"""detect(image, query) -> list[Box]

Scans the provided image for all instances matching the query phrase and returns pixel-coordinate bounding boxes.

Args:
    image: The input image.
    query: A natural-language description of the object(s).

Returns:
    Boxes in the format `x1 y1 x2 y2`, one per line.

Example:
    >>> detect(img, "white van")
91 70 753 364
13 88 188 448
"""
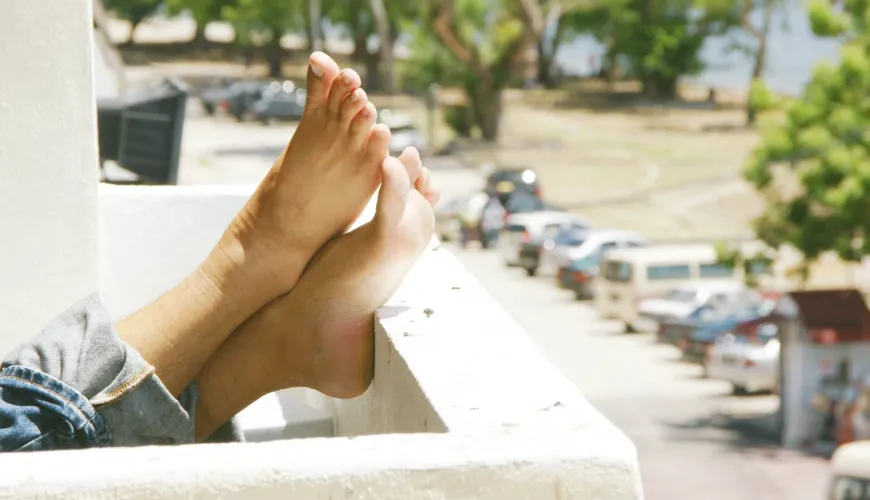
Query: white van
594 244 740 331
828 441 870 499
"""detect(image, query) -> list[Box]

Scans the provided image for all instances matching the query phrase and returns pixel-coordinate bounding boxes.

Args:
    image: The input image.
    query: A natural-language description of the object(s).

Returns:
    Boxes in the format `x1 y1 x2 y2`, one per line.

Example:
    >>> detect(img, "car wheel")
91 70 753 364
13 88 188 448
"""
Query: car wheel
624 322 637 334
525 267 537 277
732 384 747 395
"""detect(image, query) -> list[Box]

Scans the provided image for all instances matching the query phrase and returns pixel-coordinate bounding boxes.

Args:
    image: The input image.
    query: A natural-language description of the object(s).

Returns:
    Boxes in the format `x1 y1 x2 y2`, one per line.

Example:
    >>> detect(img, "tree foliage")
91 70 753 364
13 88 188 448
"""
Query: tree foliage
104 0 164 42
221 0 307 75
745 0 870 265
608 0 739 98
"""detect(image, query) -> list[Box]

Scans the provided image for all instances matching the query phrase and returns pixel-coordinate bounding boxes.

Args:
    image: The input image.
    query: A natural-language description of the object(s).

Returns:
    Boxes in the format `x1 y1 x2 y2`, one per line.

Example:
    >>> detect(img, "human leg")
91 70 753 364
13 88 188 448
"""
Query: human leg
193 150 438 441
117 53 389 397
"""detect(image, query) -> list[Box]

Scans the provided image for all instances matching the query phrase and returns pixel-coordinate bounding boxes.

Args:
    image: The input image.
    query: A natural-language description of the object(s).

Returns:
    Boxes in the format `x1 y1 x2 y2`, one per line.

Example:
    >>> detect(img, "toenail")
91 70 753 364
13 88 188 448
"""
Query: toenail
310 59 324 78
351 88 363 103
341 71 353 85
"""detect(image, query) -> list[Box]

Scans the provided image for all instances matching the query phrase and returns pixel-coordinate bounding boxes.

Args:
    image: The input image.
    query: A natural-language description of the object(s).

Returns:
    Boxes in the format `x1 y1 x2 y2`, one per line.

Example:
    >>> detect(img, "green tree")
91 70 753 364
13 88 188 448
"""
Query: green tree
104 0 164 44
536 0 619 87
744 0 870 268
609 0 739 99
222 0 306 76
166 0 237 45
404 0 589 141
326 0 418 92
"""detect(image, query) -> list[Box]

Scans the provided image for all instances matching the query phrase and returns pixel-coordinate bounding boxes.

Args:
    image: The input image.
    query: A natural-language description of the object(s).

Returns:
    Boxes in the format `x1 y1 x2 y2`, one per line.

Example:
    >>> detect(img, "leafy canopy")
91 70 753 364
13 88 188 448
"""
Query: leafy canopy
745 0 870 263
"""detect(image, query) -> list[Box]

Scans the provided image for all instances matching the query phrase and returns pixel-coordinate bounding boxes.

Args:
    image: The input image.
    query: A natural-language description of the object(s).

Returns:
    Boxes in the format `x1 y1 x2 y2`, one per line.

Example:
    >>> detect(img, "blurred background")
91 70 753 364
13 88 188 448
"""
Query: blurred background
93 0 870 498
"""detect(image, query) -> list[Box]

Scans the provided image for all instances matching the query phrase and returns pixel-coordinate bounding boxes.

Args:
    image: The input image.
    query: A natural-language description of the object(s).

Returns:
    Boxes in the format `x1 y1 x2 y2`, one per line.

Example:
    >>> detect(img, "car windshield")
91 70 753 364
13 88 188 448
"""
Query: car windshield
570 252 601 272
506 194 545 213
665 289 698 303
554 229 586 247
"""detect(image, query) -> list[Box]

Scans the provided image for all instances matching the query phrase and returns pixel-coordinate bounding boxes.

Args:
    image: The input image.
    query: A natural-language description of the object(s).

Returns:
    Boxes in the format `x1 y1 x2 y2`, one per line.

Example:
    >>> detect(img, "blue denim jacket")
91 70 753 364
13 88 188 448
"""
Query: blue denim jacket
0 294 242 451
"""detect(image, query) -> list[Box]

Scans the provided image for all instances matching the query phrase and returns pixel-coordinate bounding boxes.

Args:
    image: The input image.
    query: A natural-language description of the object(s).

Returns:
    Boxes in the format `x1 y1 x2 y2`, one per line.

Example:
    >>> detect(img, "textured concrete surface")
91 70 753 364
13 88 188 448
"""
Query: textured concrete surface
0 0 100 354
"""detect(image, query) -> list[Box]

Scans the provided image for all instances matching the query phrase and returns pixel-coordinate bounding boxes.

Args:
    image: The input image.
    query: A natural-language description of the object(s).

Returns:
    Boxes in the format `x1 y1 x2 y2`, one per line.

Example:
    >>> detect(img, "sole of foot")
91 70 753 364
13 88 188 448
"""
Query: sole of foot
213 51 393 301
254 147 438 399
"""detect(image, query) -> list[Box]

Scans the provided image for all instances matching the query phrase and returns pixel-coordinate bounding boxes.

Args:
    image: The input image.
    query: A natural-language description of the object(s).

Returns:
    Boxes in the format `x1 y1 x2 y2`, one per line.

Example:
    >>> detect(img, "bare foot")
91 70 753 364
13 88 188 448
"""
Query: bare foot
252 148 436 398
211 52 391 299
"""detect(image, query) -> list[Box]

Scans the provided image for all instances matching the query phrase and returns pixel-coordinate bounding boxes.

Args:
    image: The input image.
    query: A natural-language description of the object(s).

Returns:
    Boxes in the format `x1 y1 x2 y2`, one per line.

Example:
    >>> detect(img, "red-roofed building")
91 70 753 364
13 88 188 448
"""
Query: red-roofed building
777 289 870 450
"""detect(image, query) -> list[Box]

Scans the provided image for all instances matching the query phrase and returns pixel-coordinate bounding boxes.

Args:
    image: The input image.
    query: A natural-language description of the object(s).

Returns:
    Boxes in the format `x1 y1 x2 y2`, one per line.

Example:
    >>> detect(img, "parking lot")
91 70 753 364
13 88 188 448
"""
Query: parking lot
175 106 830 499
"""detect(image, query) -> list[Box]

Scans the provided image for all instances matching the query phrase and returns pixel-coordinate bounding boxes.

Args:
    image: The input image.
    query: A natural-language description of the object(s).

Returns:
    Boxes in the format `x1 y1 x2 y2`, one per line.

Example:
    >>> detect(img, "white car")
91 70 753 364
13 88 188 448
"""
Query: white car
706 321 779 394
499 211 591 267
828 441 870 499
635 281 755 332
538 228 647 278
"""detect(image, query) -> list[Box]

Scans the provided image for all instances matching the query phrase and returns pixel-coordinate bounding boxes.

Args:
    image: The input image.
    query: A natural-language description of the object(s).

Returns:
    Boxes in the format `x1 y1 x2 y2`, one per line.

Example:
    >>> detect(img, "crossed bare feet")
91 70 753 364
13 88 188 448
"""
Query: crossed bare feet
194 148 438 439
210 52 391 299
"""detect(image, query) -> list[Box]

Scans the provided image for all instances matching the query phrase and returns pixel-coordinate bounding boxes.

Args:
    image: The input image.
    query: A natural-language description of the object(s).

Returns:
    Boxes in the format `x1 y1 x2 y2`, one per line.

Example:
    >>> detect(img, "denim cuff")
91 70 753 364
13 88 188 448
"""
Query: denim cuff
0 365 110 451
1 293 242 448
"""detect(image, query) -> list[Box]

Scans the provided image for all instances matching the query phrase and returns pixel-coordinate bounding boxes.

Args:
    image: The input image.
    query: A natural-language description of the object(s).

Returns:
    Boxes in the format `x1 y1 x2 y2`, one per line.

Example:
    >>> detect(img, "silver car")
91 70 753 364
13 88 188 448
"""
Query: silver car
499 211 591 267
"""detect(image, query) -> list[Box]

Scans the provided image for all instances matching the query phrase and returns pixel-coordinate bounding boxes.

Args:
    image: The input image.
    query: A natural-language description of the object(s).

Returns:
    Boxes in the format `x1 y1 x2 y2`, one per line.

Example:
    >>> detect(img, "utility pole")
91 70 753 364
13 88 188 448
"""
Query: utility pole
310 0 323 52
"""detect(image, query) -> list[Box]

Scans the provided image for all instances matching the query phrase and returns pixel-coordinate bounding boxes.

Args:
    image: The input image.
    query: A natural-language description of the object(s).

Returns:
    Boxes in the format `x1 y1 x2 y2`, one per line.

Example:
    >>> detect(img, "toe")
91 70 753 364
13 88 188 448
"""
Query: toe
398 147 424 186
350 102 378 147
327 69 362 116
364 123 392 161
305 52 340 111
374 157 411 234
341 88 368 126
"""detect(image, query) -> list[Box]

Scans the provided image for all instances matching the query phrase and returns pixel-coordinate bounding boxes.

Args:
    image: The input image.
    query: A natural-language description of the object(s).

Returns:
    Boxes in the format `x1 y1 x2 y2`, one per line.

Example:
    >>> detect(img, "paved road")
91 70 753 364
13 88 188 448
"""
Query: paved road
175 112 830 500
441 238 829 500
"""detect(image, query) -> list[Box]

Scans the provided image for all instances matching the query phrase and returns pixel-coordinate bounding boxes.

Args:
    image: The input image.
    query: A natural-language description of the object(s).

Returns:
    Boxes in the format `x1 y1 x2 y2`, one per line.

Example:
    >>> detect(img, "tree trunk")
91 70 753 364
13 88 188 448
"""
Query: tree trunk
193 22 207 47
468 80 503 142
307 0 323 52
370 0 395 94
127 19 142 45
266 34 283 77
642 72 679 100
747 1 776 126
537 15 566 88
365 51 382 92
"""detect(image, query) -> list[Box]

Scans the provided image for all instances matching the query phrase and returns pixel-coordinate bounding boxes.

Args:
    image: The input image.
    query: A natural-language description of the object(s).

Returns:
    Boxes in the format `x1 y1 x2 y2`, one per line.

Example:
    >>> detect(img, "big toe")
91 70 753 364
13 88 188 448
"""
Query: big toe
398 147 424 187
374 157 411 235
306 52 340 110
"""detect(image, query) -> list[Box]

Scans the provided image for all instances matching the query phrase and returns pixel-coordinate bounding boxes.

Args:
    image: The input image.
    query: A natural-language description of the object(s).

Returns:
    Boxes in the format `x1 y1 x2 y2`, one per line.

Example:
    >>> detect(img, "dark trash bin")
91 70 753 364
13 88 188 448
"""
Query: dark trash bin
97 77 188 185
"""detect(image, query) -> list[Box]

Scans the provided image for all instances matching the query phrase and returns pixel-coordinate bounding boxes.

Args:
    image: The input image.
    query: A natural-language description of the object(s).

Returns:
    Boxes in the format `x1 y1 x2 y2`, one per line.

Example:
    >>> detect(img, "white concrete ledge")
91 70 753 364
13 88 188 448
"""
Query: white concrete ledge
0 185 642 499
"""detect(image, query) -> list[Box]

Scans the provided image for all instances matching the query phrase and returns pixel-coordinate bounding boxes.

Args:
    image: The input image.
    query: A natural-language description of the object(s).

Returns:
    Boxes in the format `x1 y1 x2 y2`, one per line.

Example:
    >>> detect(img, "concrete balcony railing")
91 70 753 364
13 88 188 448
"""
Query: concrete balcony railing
0 185 642 499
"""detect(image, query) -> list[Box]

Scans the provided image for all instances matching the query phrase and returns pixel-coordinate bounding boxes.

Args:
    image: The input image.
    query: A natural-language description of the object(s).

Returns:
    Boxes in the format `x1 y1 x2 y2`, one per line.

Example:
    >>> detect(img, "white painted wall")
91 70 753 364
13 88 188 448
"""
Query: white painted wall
782 329 870 448
0 0 100 354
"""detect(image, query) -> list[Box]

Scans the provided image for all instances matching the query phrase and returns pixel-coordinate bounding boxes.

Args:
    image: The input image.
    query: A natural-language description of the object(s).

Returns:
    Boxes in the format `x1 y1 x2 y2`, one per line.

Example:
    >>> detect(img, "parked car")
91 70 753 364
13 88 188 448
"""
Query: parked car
657 291 760 344
248 87 306 123
540 228 647 281
518 223 589 276
211 80 274 121
500 211 591 268
635 280 751 333
706 319 780 394
828 441 870 499
676 299 770 367
485 168 541 207
198 77 240 115
595 244 748 333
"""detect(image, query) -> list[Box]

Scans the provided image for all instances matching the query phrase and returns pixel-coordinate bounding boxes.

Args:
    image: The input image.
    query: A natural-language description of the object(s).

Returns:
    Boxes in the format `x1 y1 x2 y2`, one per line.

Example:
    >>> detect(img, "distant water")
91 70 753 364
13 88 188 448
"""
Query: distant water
555 1 842 95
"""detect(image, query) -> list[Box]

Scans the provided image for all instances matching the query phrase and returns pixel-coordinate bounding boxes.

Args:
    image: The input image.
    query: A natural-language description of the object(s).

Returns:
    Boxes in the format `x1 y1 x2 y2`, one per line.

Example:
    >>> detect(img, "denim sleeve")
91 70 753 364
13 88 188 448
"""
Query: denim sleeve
0 294 242 451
